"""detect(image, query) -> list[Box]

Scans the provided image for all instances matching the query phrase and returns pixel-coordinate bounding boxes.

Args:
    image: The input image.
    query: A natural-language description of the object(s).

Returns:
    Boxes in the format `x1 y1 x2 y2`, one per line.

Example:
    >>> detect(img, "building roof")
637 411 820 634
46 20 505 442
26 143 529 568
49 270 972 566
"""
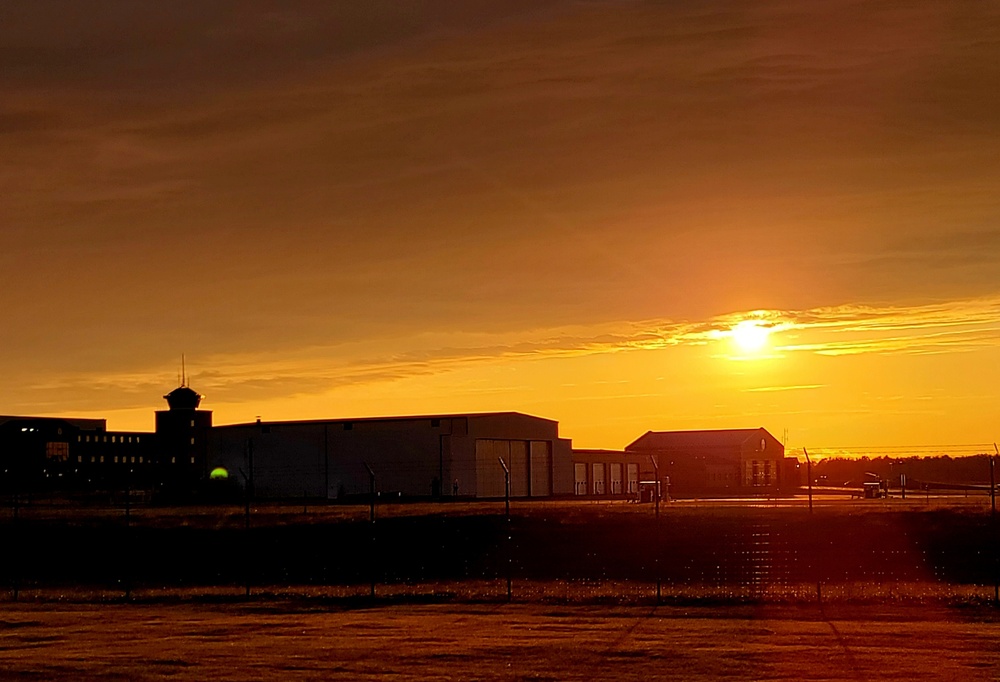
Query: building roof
0 415 107 430
163 386 202 410
213 411 557 429
626 428 770 452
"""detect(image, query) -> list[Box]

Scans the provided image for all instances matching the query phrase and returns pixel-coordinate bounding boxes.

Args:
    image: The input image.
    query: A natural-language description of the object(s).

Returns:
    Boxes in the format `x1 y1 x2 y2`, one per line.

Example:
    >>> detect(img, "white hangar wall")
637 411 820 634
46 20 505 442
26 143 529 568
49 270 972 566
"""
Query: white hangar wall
207 412 573 499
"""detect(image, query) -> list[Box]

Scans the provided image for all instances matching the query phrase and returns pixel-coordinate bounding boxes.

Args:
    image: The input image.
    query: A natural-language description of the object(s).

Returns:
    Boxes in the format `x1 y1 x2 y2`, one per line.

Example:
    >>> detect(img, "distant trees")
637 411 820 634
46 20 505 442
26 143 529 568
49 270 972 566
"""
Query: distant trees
812 455 994 487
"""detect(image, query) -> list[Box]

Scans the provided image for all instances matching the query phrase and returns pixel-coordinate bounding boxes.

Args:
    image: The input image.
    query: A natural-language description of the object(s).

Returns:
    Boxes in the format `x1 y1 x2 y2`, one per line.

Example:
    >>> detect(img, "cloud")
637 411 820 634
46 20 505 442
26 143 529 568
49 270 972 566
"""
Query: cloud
16 295 1000 416
744 385 825 393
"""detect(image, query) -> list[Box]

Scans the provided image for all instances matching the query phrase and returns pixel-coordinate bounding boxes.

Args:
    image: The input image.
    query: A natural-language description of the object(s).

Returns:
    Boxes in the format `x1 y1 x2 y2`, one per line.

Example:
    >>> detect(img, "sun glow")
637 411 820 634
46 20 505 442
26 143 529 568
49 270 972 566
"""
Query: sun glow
731 320 771 353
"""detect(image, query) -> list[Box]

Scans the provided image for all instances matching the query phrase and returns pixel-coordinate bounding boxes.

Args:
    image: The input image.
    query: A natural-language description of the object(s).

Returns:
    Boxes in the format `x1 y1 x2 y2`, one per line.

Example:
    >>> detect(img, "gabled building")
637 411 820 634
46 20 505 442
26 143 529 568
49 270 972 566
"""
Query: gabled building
626 428 786 496
572 427 791 499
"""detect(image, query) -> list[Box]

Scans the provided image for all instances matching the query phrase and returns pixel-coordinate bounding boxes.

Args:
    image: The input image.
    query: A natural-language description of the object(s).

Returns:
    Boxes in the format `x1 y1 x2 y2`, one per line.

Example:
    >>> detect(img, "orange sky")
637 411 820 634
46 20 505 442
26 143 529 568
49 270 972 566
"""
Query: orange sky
2 1 999 455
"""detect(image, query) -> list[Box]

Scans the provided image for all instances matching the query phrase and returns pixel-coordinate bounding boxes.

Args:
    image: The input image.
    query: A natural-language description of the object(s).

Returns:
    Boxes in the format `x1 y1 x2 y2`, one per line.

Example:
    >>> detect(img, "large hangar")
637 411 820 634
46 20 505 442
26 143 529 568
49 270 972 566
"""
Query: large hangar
208 412 573 499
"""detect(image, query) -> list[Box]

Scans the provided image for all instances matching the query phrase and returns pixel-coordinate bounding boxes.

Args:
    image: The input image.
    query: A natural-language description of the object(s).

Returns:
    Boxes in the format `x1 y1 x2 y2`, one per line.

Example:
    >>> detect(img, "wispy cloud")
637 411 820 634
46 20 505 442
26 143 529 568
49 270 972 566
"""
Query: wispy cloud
18 295 1000 415
744 385 826 393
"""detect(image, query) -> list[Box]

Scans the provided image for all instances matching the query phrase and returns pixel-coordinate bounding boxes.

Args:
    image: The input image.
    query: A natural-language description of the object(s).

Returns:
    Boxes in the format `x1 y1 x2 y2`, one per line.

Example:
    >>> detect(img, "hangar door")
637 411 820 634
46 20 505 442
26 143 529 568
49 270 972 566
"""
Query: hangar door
529 441 551 497
476 439 531 498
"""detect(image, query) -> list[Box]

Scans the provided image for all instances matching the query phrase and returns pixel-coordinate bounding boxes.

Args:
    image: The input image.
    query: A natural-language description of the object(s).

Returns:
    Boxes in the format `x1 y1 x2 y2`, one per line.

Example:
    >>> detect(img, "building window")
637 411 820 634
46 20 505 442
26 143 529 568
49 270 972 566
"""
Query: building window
90 456 95 463
77 436 82 443
111 436 116 443
114 456 118 463
100 456 104 463
46 442 70 461
190 420 195 428
190 457 195 464
77 455 82 463
171 457 176 464
85 435 90 443
138 456 143 463
131 456 135 464
190 437 195 445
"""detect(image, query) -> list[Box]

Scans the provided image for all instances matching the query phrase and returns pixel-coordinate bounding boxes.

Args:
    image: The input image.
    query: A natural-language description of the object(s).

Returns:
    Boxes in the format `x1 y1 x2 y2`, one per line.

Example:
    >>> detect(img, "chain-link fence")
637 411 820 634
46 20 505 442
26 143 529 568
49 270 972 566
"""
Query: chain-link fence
2 494 998 604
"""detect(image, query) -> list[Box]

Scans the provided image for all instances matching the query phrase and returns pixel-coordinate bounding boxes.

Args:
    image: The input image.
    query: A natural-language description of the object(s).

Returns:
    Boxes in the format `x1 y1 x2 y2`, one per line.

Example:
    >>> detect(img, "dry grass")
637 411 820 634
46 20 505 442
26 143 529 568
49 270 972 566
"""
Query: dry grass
0 601 998 681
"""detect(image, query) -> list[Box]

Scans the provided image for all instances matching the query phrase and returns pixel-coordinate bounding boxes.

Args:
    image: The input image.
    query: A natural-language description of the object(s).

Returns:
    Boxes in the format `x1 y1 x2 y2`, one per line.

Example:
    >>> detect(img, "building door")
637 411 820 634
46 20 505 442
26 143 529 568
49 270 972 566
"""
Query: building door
529 441 551 497
574 463 587 496
610 463 622 495
592 463 605 495
475 439 509 497
627 463 639 495
509 440 529 497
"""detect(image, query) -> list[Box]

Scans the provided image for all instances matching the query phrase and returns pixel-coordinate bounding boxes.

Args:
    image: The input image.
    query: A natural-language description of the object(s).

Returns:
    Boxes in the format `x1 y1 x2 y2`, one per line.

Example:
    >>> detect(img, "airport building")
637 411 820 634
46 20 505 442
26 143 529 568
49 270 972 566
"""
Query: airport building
208 412 573 499
0 385 573 499
2 383 794 500
573 428 792 498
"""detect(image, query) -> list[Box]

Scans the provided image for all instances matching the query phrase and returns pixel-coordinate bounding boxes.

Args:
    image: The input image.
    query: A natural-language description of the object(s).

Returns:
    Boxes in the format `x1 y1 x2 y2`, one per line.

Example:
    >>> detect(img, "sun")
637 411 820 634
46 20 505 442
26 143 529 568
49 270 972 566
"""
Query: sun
731 320 771 353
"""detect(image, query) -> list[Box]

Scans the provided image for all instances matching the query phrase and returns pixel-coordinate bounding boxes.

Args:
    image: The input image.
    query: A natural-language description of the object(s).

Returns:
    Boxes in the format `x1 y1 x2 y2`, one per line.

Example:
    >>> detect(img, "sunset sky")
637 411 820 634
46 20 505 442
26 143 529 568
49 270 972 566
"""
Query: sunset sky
3 1 999 455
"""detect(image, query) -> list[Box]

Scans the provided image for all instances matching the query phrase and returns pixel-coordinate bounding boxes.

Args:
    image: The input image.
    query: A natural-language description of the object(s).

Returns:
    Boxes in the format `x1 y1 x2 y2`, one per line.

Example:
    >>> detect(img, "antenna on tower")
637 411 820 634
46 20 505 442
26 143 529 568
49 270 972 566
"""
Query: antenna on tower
181 354 187 387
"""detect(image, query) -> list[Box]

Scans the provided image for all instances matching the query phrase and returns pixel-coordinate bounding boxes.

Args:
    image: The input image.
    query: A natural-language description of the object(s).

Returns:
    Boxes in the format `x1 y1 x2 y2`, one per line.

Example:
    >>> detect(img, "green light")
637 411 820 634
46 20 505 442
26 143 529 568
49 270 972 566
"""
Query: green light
209 467 229 480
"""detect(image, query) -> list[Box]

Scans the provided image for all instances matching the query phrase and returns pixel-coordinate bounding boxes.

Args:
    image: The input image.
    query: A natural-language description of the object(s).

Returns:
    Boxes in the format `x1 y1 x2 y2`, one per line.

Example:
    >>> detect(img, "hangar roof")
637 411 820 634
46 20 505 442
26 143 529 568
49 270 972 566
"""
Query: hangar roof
626 428 773 452
214 411 557 429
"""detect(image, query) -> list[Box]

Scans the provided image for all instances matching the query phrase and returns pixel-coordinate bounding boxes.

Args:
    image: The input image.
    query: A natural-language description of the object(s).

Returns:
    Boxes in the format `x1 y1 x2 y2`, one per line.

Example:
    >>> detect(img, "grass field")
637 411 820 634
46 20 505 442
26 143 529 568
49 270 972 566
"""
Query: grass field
1 601 999 680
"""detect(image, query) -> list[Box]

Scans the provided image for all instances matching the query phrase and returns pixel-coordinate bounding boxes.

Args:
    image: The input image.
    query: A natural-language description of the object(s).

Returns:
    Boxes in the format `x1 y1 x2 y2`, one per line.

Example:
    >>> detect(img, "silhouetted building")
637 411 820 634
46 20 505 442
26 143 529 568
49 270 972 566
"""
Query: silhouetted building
155 385 213 485
571 449 647 497
627 428 786 496
208 412 573 499
0 390 573 500
573 427 790 498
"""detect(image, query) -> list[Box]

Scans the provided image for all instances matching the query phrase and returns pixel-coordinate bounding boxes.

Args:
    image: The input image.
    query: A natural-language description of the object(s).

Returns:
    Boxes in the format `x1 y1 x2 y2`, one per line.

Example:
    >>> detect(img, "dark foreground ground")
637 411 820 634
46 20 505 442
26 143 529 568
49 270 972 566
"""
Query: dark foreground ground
1 601 999 681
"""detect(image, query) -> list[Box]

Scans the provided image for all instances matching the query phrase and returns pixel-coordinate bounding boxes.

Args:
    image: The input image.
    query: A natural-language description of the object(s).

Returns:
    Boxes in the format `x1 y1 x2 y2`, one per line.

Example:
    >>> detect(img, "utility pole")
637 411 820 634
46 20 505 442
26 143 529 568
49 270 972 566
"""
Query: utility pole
498 456 512 602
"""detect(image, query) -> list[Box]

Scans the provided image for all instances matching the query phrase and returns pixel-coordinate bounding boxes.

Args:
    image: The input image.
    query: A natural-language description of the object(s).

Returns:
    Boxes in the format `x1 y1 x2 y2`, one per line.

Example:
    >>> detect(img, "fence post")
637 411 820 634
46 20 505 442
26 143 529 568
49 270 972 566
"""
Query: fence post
11 481 19 601
124 468 132 600
650 455 661 604
365 462 377 600
991 449 997 606
498 456 512 602
803 448 813 514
